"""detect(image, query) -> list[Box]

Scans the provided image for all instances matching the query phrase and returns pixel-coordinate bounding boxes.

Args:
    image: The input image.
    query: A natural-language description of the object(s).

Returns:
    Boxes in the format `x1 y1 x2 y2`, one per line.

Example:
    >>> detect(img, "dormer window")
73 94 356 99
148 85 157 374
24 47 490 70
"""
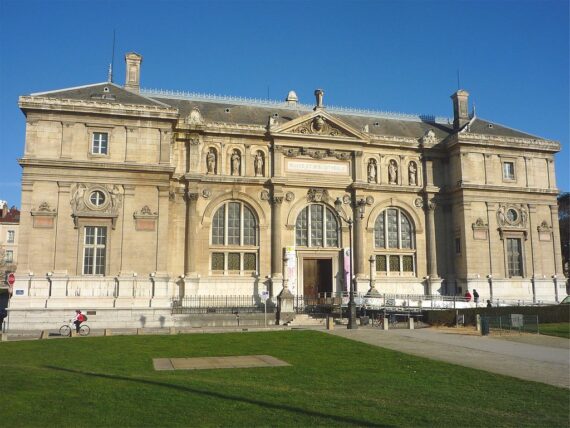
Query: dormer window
92 132 108 155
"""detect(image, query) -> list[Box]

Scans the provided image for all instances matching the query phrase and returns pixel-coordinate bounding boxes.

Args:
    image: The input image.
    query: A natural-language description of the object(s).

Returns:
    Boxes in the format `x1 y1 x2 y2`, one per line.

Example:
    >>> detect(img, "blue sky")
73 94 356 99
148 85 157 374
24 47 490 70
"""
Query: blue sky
0 0 568 207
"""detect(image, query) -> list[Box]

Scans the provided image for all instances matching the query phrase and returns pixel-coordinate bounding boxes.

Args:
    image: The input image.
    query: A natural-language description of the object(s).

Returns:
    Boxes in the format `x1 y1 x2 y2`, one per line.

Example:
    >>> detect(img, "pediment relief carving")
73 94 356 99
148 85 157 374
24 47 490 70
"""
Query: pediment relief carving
272 111 365 140
277 146 351 160
307 188 330 203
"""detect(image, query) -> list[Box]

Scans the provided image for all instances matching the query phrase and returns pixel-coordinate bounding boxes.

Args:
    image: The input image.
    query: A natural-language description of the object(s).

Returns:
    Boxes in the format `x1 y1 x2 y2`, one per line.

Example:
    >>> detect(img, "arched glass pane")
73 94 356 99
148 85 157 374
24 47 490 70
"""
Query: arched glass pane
401 213 412 249
310 205 323 247
227 202 240 245
325 207 338 247
212 205 225 245
296 207 308 246
387 209 398 248
375 212 385 248
243 205 256 245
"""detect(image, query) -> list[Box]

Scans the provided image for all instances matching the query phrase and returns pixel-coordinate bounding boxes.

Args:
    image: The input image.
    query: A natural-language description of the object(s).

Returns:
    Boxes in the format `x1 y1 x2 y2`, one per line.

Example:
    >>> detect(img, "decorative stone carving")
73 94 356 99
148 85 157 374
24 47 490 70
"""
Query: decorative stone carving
307 188 329 203
206 148 217 174
254 151 264 177
186 192 199 202
271 196 284 205
186 107 204 125
367 159 377 183
283 147 300 157
31 201 57 228
365 196 374 206
408 161 418 186
421 129 438 146
285 192 295 202
472 217 489 240
260 190 270 201
388 160 398 184
342 194 351 205
497 204 527 228
70 183 123 229
231 150 241 176
134 205 158 232
330 150 351 160
290 115 343 137
202 189 211 199
414 198 423 208
303 148 327 159
537 221 552 241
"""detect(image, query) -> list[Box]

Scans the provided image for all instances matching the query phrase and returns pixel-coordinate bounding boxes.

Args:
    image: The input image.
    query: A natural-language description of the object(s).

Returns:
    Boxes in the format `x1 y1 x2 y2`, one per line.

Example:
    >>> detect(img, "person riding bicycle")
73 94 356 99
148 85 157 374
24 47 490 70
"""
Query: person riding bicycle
72 310 85 333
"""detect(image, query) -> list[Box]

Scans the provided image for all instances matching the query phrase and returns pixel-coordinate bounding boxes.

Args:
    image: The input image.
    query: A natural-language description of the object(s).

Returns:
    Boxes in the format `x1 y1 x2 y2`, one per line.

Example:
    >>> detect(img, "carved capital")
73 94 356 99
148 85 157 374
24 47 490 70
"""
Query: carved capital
272 196 284 205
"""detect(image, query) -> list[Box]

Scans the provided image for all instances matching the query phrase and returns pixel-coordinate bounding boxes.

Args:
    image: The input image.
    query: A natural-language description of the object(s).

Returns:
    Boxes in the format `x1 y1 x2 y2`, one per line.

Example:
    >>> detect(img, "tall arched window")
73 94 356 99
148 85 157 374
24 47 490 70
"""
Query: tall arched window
211 201 258 273
295 204 339 247
374 208 415 275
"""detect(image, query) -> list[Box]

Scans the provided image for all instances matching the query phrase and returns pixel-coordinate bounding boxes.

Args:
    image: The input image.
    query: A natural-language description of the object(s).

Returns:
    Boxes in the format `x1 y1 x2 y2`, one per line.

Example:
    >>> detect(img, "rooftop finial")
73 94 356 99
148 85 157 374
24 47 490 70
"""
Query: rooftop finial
314 89 324 110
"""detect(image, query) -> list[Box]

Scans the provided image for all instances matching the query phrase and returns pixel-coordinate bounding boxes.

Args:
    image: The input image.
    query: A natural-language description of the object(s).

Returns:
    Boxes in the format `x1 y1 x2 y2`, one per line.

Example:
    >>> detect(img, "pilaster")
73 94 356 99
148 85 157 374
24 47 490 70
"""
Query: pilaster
184 190 200 276
156 186 170 273
54 182 73 273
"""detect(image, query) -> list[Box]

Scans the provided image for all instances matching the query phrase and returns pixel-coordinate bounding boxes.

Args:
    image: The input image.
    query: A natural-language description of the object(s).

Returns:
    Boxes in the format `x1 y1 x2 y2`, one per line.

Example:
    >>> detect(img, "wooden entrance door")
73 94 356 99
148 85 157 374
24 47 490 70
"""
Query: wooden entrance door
303 259 332 297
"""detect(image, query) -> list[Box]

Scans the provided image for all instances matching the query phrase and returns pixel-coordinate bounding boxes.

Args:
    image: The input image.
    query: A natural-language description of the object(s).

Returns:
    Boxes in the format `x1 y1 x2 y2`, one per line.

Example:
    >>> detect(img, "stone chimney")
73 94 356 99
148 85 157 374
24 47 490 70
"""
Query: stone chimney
124 52 142 93
286 90 298 105
314 89 324 110
451 89 470 130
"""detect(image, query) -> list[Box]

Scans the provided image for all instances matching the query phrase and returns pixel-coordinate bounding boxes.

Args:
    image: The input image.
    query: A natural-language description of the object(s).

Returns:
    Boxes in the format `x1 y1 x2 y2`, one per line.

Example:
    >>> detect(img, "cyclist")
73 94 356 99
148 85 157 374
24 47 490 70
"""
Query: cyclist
72 309 85 333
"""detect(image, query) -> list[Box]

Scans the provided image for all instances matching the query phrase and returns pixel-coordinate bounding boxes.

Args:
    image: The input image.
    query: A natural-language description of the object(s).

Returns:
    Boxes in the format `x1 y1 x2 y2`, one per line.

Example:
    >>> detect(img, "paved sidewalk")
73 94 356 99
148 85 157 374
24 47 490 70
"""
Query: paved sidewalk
327 327 570 389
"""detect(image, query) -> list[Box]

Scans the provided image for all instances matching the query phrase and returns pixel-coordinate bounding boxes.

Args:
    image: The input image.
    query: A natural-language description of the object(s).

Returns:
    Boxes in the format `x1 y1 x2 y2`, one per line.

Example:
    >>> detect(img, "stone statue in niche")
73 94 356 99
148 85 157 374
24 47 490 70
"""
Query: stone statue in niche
72 184 86 212
231 150 241 176
497 205 506 226
408 161 417 186
254 151 264 177
520 206 528 226
388 160 398 184
367 159 377 183
206 149 216 174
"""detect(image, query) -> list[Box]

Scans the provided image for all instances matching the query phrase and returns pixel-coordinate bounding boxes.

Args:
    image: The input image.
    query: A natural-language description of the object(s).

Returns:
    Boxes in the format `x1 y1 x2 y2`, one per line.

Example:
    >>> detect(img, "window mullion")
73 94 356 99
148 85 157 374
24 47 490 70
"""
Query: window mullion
308 206 312 247
397 210 401 249
224 203 228 246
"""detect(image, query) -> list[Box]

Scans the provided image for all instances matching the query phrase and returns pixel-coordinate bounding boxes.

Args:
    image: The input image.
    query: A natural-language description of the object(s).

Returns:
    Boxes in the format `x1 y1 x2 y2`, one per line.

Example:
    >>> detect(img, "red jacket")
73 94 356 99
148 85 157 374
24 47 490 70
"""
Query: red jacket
464 292 472 302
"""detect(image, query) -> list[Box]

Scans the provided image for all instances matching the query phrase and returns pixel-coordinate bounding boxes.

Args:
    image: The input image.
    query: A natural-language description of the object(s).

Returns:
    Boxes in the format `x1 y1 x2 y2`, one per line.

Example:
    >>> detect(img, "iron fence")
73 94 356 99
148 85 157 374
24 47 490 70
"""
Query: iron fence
480 314 540 335
171 295 274 315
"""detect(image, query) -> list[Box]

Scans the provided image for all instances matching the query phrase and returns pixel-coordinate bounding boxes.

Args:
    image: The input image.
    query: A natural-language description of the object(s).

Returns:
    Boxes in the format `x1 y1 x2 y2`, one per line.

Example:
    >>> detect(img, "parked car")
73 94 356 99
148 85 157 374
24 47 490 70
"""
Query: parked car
560 296 570 305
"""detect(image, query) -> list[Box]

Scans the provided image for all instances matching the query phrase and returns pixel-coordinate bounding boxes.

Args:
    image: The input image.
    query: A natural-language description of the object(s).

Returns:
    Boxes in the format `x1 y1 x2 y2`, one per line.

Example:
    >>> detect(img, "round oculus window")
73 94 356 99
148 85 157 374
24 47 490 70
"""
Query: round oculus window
506 208 518 223
90 190 106 207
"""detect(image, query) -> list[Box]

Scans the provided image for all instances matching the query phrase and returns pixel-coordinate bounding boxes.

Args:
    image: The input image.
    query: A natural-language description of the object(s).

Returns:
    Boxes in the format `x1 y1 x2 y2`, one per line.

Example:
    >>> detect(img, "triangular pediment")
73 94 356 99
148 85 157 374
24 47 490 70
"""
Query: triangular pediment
271 110 366 141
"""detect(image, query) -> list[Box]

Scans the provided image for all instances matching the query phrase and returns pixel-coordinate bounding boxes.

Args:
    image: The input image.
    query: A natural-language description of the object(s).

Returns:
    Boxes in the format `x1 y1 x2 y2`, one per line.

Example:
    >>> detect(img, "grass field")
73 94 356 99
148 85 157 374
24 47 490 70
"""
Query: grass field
540 322 570 339
1 330 568 427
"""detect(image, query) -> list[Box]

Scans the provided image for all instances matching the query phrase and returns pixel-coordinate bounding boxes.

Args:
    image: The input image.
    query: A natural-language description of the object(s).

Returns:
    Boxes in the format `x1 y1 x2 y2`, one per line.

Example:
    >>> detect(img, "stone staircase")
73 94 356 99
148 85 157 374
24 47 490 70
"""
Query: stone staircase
288 314 326 327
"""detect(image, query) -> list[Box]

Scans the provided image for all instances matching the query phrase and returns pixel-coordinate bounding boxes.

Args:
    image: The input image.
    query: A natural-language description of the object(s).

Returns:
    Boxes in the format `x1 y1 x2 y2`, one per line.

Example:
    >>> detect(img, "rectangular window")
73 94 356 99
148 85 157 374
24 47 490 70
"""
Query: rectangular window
92 132 109 155
227 202 241 245
387 209 398 248
5 250 13 263
507 238 523 277
376 255 387 272
389 255 400 273
242 208 256 245
228 252 240 270
310 205 323 247
503 161 515 180
211 252 224 270
212 205 225 245
83 226 107 275
243 253 256 271
7 230 15 243
455 237 461 255
402 256 414 272
296 208 308 246
325 208 338 247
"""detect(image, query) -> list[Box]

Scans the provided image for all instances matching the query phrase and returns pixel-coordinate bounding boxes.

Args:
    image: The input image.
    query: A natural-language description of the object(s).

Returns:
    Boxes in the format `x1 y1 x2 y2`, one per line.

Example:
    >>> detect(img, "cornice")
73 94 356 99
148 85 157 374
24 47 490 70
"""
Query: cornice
446 182 559 196
18 157 175 174
448 133 560 152
19 96 179 120
184 173 269 185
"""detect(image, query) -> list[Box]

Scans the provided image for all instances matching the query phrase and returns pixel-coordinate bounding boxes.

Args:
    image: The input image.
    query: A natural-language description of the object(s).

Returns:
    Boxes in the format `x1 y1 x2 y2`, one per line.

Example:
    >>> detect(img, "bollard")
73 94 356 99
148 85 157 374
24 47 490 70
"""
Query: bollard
476 314 481 332
71 330 78 337
1 333 7 342
408 318 414 330
104 329 112 336
169 327 177 335
383 317 389 331
41 330 50 339
137 328 144 335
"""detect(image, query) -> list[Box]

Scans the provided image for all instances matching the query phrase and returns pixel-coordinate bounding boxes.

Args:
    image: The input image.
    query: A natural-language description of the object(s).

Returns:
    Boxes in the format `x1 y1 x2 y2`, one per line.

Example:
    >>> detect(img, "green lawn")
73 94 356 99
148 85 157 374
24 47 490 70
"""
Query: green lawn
1 331 568 427
540 322 570 339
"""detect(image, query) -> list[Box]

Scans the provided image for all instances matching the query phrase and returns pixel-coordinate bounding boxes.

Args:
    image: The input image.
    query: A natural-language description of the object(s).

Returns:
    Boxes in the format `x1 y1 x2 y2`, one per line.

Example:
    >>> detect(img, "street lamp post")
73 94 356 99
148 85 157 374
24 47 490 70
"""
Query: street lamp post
335 197 366 330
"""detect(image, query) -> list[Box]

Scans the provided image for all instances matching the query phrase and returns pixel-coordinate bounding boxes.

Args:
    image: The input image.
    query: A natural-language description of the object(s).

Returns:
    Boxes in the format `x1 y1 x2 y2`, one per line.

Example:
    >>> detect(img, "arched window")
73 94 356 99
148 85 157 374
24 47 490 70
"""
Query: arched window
295 204 339 247
210 201 257 273
374 208 415 275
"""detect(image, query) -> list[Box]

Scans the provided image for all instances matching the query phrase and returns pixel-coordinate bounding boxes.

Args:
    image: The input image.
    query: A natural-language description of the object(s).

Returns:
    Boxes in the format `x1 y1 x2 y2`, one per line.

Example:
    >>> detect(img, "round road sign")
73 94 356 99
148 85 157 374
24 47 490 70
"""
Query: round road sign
7 273 15 286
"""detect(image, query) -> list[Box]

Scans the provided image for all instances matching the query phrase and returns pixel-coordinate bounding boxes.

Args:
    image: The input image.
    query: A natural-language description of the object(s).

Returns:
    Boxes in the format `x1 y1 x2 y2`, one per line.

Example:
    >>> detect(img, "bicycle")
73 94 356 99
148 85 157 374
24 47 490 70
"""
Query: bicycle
372 314 384 329
59 320 90 337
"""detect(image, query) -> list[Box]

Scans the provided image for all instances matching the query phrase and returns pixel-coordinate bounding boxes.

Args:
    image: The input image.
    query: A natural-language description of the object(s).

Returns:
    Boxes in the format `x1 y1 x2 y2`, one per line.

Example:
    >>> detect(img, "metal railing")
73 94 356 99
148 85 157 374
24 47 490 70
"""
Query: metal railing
481 314 540 335
171 295 274 315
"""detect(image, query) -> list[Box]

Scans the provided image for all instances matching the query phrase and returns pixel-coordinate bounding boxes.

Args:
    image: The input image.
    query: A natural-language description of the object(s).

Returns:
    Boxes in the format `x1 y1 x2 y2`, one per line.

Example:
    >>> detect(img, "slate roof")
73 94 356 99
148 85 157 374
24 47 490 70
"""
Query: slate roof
153 97 454 140
24 82 548 141
29 82 171 108
0 207 20 224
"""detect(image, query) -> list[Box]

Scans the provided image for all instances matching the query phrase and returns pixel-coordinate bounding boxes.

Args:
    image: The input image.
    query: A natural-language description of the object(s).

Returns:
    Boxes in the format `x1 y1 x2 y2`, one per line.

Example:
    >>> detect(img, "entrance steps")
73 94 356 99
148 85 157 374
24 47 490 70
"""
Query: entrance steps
289 314 325 326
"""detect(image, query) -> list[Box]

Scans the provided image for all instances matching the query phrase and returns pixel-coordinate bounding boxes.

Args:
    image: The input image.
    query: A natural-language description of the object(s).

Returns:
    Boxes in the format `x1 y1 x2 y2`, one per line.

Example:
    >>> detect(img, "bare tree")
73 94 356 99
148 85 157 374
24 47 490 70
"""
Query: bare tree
559 192 569 278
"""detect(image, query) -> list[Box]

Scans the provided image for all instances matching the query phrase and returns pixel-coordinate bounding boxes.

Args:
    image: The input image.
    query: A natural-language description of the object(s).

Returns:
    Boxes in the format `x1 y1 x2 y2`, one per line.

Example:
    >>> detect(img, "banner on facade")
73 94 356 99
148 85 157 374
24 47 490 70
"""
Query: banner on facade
343 247 351 292
285 246 297 296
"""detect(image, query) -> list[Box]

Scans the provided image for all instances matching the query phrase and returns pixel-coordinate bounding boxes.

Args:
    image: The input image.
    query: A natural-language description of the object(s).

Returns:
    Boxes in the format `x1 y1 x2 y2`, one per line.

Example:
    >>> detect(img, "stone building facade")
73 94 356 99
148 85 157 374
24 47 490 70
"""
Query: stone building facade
9 52 564 328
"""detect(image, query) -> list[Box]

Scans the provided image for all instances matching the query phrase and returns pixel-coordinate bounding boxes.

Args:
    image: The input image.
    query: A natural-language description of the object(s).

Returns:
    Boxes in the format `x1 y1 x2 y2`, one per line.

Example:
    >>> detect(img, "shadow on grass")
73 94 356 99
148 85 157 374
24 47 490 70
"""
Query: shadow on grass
44 365 388 427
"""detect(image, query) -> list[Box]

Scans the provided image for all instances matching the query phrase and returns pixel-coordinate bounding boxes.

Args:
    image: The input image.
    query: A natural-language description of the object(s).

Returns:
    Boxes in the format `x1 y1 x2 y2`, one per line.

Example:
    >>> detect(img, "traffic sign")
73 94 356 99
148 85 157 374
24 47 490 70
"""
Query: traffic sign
7 273 15 286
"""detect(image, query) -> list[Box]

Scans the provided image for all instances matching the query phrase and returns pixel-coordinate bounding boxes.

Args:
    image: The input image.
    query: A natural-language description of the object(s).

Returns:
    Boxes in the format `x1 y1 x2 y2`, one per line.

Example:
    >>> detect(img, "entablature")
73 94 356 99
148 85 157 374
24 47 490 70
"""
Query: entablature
447 133 560 153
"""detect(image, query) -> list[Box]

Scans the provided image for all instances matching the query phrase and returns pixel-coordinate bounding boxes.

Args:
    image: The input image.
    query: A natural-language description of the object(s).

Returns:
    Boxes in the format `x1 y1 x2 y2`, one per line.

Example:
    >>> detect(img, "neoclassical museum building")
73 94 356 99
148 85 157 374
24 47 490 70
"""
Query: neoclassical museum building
9 52 564 328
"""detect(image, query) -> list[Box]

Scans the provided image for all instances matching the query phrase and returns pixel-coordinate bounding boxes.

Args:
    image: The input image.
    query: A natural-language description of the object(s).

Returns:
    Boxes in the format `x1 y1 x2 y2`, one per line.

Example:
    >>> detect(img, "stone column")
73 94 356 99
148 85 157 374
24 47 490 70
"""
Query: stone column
353 204 366 279
184 191 199 276
156 186 170 274
426 198 438 278
159 129 171 165
550 204 563 275
486 202 500 278
54 182 73 274
270 194 284 295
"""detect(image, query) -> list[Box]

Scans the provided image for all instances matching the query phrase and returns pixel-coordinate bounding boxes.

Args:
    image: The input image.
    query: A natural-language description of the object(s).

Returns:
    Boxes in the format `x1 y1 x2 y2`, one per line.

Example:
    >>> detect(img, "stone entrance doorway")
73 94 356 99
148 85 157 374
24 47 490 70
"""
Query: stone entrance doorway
302 258 332 297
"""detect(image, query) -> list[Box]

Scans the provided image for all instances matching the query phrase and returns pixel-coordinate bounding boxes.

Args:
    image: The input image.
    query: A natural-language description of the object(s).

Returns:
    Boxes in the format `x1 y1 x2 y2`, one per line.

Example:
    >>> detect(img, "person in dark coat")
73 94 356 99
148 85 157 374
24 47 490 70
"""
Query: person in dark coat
473 289 480 305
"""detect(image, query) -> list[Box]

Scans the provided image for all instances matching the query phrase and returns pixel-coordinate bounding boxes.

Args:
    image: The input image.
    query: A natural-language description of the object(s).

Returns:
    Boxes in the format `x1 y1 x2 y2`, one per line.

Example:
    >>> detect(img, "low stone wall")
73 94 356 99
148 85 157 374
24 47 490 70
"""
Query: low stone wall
422 304 569 326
